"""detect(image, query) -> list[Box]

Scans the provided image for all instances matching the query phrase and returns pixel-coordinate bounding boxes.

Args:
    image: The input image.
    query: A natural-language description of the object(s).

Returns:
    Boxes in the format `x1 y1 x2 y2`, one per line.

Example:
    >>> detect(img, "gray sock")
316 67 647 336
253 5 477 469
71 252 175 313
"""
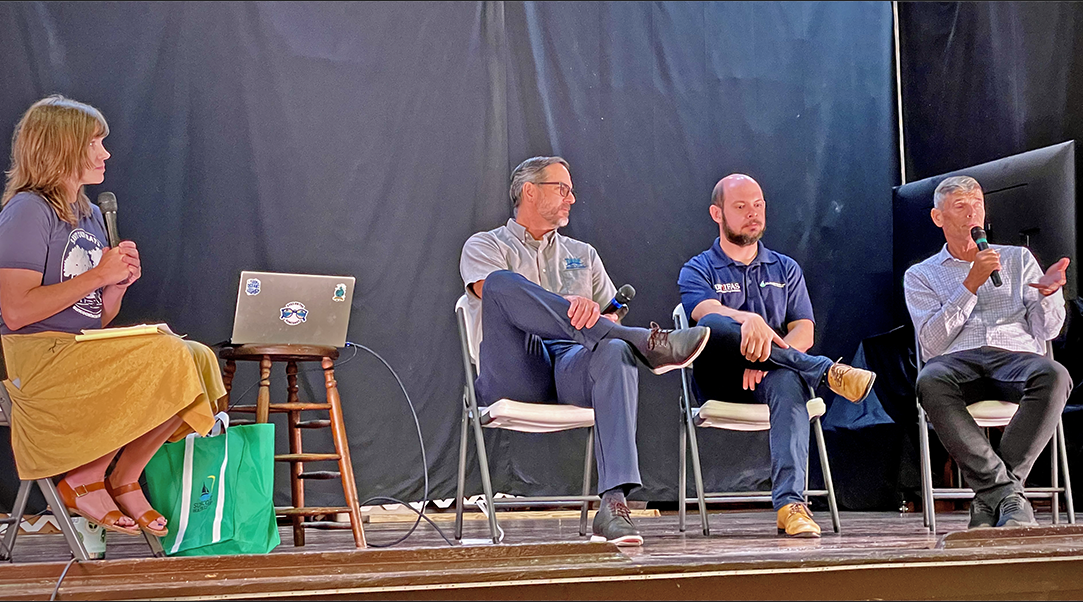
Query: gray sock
601 486 627 507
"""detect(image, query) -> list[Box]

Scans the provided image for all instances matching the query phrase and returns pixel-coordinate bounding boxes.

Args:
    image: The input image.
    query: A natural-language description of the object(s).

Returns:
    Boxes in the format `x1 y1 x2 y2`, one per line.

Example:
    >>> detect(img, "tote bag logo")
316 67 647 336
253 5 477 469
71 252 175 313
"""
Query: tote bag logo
193 475 217 513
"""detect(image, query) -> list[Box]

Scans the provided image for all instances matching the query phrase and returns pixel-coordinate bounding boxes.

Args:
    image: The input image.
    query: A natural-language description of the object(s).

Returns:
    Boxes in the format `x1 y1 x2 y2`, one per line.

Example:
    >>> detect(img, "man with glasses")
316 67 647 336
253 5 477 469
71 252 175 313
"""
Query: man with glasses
459 156 711 546
677 174 876 538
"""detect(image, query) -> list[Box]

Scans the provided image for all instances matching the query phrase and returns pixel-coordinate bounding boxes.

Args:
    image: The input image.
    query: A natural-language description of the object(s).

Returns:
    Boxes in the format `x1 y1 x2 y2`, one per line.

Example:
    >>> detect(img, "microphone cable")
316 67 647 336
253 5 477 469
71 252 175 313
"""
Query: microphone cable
344 341 455 548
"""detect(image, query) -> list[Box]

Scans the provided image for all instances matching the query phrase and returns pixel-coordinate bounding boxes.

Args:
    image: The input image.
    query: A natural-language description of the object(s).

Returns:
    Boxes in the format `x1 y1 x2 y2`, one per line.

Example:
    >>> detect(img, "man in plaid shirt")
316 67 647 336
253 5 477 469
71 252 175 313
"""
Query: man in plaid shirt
905 175 1072 529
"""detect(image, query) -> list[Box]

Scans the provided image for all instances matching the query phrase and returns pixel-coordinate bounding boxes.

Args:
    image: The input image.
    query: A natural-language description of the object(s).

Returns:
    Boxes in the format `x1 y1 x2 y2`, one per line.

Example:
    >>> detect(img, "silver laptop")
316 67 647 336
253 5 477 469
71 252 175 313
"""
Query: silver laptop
230 271 355 347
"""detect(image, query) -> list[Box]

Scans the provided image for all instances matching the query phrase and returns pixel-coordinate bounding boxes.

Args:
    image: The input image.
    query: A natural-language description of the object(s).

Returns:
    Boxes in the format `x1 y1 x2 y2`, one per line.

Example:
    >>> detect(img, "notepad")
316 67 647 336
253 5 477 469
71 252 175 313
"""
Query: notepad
75 323 185 342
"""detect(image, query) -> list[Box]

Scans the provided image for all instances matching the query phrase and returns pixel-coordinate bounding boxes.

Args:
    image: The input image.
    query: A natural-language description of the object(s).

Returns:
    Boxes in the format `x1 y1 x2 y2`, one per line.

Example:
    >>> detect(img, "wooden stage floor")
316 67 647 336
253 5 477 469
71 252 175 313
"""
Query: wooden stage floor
5 508 1083 600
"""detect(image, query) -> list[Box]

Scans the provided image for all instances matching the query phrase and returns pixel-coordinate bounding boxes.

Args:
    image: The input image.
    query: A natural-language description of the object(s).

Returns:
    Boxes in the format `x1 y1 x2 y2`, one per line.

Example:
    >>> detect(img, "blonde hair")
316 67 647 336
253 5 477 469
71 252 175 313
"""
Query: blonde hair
2 95 109 225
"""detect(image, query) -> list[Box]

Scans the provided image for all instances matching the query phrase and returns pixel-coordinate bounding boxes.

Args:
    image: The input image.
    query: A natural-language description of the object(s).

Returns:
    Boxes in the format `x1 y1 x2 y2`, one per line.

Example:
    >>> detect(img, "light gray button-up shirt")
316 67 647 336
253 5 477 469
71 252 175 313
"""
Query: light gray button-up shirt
459 219 617 355
904 243 1065 362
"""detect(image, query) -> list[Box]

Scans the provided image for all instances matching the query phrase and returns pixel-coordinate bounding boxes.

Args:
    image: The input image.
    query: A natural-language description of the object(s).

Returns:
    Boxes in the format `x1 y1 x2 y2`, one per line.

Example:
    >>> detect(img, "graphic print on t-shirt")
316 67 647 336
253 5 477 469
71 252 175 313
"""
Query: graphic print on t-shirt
61 229 104 319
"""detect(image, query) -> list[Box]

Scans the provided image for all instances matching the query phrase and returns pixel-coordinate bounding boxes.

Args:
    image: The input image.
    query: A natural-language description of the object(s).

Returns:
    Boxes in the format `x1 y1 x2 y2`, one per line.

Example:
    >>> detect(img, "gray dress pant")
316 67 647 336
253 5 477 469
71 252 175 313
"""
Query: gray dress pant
475 270 640 494
916 346 1072 506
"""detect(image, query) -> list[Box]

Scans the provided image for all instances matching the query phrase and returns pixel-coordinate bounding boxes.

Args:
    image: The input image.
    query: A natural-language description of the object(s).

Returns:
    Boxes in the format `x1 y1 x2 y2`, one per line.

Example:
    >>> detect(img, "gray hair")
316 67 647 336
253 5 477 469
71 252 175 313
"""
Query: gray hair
509 156 570 213
933 175 983 210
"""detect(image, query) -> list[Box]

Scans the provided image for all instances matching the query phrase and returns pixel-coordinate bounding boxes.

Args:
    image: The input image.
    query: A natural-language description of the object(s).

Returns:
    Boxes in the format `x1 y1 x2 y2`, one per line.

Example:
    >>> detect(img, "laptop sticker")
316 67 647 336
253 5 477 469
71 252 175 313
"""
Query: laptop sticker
245 278 261 296
280 302 308 326
332 283 347 303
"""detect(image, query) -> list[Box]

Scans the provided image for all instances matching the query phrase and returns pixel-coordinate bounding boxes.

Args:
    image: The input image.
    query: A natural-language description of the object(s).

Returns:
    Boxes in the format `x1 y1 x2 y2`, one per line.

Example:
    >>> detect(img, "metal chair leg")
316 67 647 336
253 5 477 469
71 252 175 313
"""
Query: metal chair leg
1052 429 1061 524
678 408 688 533
686 413 709 536
1058 420 1075 524
455 401 470 541
813 417 841 533
918 409 936 533
580 428 594 537
471 408 500 544
0 481 32 561
143 531 165 557
39 480 89 561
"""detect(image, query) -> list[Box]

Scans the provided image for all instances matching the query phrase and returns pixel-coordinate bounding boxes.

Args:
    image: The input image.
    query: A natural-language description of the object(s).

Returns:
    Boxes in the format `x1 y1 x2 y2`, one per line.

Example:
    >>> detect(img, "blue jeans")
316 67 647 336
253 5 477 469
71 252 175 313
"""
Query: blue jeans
691 313 834 509
475 270 640 494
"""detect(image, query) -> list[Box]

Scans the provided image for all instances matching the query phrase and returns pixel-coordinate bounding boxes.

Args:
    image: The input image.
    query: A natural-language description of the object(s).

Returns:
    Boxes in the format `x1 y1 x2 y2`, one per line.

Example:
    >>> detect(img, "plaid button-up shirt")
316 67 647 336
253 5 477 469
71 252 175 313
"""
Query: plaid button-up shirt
904 244 1065 363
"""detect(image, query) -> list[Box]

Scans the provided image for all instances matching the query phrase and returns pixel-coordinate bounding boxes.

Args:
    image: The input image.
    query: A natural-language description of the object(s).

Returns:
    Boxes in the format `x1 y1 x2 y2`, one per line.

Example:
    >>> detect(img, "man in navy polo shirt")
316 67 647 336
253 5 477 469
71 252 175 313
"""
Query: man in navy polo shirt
677 174 875 537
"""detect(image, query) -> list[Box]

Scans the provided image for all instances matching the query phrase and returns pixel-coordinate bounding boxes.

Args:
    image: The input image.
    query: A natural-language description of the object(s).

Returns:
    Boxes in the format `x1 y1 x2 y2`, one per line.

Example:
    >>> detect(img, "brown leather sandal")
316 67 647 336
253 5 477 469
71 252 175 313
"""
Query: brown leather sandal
105 481 168 537
56 479 141 536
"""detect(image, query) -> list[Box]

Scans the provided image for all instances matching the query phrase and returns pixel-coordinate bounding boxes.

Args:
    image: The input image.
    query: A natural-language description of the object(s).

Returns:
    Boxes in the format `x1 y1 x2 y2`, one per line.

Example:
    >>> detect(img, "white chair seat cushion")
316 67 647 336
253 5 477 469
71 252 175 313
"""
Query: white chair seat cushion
694 398 826 431
967 400 1018 428
480 399 596 433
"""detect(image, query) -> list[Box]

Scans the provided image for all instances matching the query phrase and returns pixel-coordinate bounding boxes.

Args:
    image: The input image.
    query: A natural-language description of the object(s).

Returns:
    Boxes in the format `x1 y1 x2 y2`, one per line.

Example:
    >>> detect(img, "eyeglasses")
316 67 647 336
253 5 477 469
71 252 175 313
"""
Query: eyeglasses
535 181 577 200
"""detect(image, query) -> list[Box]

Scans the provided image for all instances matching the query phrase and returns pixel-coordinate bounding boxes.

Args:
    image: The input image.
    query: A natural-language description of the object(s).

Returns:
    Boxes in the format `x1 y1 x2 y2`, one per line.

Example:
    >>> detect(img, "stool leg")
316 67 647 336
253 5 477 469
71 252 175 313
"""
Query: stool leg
324 357 366 548
287 361 305 546
221 360 236 414
257 356 272 424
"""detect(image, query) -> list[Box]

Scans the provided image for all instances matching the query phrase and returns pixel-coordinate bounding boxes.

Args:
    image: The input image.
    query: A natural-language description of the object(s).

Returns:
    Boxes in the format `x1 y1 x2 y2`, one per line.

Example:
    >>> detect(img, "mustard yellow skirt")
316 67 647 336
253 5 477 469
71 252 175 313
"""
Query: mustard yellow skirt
1 332 225 480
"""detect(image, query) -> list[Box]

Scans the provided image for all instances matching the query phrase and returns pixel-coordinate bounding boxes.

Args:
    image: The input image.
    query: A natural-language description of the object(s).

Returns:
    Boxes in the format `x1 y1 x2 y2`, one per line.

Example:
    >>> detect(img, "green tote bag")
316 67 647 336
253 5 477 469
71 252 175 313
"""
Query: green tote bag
144 413 280 556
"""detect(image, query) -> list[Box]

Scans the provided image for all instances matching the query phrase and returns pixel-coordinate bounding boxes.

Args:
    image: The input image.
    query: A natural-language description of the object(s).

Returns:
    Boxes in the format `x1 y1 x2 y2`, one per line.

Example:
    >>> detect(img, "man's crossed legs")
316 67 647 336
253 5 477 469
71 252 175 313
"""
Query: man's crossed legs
690 313 875 537
475 270 711 545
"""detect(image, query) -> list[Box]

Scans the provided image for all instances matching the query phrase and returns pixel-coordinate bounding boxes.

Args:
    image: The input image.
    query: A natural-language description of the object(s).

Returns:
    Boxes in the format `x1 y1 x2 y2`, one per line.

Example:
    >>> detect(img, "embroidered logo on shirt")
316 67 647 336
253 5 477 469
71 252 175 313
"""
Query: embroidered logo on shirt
714 283 741 294
563 257 587 270
760 281 785 288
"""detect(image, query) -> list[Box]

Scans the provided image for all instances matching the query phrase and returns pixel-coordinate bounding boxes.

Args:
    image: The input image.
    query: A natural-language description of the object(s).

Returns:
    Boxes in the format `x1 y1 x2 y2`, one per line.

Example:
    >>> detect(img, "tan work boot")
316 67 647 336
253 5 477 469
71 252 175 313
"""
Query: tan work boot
826 362 876 403
776 502 821 538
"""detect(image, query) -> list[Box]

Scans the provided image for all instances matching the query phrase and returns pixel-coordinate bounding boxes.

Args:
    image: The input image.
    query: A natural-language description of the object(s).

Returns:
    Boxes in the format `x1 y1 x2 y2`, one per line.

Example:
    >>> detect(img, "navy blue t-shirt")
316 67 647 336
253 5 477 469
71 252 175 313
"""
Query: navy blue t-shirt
0 192 108 335
678 238 815 336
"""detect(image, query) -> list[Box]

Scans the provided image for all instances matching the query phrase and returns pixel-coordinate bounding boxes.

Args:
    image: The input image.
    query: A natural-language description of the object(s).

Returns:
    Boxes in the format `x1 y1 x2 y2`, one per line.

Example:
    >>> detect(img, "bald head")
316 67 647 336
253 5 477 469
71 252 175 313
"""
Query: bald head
710 173 766 247
711 174 762 207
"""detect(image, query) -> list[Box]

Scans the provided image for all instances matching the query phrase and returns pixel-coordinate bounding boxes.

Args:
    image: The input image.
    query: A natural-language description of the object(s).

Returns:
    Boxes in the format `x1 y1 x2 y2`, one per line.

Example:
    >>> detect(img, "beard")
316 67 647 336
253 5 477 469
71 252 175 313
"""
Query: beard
722 216 764 247
539 202 570 228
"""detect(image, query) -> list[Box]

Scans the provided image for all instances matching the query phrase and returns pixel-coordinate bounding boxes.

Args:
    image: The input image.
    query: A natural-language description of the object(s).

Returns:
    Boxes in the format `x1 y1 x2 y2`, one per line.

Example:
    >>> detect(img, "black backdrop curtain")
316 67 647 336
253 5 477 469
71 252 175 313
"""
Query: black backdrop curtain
0 2 897 509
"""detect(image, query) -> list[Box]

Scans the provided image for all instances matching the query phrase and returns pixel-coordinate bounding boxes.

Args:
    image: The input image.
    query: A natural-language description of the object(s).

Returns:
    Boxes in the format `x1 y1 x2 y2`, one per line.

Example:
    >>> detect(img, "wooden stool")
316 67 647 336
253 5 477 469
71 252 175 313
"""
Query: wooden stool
219 344 366 548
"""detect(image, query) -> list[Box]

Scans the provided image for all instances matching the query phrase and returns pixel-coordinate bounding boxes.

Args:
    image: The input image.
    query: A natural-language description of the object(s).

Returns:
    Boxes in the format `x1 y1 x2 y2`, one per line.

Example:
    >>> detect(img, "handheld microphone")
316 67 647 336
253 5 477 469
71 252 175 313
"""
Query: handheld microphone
970 226 1002 287
602 284 636 314
97 191 131 285
97 191 120 249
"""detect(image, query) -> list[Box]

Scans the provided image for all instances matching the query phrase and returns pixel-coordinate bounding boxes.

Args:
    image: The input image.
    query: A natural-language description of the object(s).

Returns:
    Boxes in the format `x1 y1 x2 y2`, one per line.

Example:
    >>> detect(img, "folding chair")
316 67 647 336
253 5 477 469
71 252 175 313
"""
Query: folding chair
672 304 841 536
454 295 598 544
914 333 1075 532
0 337 163 561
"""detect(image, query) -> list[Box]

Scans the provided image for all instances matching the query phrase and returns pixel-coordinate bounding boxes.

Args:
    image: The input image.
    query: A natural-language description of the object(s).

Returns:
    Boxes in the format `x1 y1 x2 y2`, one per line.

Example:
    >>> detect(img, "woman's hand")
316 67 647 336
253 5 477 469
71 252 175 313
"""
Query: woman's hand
99 241 141 289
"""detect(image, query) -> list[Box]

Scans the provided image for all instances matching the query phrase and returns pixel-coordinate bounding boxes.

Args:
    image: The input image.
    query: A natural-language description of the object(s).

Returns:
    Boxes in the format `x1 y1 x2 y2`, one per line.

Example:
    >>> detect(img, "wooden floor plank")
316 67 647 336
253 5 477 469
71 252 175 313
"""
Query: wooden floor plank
3 509 1083 600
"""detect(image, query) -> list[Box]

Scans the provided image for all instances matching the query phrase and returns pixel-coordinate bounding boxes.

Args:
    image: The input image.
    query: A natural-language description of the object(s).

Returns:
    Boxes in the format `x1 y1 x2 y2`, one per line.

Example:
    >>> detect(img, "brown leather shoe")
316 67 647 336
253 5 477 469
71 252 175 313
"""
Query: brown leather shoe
776 502 821 538
826 362 876 403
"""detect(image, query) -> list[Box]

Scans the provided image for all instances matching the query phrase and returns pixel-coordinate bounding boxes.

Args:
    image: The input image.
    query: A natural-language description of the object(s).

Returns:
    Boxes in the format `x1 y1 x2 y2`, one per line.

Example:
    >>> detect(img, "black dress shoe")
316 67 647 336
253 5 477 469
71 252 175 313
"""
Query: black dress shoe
968 498 996 529
633 323 710 375
590 501 643 546
996 492 1038 528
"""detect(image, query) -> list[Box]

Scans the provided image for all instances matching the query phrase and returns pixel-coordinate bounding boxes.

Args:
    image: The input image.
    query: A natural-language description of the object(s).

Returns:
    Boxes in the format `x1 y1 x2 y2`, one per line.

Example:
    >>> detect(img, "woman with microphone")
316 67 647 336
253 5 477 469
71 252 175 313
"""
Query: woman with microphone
0 95 225 537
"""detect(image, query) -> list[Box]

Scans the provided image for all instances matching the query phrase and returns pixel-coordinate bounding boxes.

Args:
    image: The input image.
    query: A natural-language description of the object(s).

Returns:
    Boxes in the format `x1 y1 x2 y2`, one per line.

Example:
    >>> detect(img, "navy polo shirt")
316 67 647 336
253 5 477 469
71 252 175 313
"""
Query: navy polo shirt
678 239 815 336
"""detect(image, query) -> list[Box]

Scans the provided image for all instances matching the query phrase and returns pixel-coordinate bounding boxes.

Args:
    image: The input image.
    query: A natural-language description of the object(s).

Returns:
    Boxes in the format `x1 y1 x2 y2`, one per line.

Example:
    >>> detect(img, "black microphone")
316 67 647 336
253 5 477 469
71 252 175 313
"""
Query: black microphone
601 284 636 314
97 191 120 249
97 191 131 285
970 226 1002 287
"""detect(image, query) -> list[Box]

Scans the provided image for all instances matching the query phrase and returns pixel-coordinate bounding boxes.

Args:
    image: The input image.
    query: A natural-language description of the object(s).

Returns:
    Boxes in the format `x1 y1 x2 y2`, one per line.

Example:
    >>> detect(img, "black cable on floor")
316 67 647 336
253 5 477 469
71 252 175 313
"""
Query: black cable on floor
345 342 455 548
